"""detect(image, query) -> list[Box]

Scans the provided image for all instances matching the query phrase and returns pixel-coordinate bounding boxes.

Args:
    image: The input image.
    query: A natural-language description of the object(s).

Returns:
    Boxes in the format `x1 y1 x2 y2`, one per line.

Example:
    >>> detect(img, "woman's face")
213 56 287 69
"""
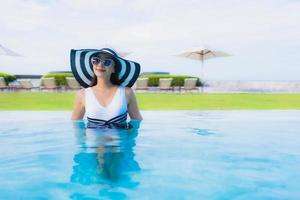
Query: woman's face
92 53 115 78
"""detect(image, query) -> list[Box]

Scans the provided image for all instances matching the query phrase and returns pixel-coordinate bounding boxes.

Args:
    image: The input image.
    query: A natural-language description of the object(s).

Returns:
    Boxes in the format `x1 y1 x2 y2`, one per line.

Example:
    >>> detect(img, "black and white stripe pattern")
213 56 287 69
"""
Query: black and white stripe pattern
70 48 140 88
87 112 129 129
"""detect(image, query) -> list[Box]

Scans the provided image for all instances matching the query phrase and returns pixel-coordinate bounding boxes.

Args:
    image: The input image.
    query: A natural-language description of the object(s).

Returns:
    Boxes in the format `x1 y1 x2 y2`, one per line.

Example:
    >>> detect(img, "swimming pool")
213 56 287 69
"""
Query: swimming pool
0 110 300 199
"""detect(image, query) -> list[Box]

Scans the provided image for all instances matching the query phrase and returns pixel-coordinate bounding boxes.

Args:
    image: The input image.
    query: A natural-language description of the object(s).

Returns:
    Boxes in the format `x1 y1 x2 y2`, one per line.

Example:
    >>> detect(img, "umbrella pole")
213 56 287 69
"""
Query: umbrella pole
201 59 204 93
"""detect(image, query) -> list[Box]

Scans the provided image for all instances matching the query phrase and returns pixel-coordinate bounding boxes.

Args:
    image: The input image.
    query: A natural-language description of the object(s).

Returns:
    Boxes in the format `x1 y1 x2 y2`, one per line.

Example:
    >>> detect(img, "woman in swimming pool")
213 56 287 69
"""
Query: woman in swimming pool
70 48 142 128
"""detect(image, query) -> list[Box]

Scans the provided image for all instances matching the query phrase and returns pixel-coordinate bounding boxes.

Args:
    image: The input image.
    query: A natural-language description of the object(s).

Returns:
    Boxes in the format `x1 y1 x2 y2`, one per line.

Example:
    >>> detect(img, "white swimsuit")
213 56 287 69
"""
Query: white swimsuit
85 86 128 129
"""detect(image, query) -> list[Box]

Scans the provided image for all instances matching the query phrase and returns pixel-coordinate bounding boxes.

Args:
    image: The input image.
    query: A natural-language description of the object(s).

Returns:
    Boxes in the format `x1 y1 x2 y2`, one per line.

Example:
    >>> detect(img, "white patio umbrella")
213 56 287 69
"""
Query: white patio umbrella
176 46 231 93
0 44 22 57
0 44 22 88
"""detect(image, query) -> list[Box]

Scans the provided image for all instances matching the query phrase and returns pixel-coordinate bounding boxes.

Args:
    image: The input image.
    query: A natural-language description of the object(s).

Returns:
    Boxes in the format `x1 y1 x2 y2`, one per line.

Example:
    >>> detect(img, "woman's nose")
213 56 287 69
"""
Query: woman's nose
96 61 104 67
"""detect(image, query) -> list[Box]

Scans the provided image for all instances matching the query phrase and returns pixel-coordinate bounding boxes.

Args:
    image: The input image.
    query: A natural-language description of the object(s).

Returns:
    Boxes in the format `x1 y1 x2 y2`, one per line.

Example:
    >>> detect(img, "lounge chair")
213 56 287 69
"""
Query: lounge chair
66 77 81 90
182 78 198 92
18 79 34 90
159 78 173 91
135 78 149 90
40 77 58 90
0 77 8 90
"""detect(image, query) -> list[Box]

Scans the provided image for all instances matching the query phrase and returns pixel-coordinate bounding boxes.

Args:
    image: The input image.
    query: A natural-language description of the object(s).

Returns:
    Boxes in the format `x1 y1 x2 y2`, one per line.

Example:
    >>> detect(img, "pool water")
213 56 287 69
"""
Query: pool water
0 111 300 200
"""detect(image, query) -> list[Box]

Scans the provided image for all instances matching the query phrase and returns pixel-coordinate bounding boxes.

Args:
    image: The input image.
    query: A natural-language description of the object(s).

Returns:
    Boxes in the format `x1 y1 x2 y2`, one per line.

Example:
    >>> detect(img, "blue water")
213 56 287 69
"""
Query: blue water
0 111 300 200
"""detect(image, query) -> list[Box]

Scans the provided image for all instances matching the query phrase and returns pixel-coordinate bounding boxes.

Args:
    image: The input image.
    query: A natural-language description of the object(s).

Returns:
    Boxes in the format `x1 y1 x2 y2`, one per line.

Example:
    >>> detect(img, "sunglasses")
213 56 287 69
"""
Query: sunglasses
91 57 114 67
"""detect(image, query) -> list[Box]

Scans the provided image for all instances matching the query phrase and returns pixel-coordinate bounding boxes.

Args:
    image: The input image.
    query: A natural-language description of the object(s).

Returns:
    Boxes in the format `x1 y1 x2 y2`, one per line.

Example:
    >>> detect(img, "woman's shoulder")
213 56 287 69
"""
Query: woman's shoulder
76 88 85 101
118 85 131 94
124 86 133 95
124 87 135 102
77 88 85 95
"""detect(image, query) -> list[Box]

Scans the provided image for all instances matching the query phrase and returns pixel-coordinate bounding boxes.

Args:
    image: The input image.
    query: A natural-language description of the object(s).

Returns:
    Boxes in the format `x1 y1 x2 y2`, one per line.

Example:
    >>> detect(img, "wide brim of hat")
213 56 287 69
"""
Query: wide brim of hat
70 48 140 88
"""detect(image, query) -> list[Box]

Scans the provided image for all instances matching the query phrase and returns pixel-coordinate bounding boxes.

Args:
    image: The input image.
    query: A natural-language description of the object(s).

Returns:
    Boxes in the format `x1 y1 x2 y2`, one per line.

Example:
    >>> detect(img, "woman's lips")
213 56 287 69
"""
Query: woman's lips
95 68 106 72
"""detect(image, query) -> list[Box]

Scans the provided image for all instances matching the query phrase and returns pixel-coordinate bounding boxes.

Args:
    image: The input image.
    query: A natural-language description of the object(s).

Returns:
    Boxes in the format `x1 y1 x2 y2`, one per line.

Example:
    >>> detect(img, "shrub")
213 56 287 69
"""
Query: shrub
0 72 16 84
140 74 202 87
42 73 74 86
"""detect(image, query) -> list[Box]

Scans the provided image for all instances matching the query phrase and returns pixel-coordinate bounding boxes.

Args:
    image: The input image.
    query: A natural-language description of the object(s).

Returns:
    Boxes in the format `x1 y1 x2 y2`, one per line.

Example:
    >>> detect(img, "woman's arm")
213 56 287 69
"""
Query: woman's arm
71 89 85 120
126 87 143 120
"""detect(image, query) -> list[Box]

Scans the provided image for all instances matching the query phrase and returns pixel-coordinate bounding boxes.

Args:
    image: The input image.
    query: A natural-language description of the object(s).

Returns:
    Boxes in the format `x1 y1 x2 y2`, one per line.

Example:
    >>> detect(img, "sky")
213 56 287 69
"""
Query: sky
0 0 299 80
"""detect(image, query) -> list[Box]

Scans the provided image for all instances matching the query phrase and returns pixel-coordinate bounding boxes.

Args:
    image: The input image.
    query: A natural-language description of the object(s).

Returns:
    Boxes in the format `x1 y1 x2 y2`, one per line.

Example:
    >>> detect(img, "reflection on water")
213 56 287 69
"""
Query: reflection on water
1 111 300 199
191 128 216 136
70 120 141 197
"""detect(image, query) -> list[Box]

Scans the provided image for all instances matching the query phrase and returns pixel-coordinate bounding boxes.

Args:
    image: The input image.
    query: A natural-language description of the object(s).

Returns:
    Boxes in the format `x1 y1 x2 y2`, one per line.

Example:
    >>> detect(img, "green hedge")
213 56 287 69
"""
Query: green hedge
42 73 202 87
42 73 74 86
0 72 16 84
140 74 202 87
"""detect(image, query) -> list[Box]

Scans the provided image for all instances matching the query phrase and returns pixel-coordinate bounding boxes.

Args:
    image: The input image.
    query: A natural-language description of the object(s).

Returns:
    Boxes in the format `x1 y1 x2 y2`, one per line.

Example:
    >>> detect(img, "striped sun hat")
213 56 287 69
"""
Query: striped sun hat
70 48 140 88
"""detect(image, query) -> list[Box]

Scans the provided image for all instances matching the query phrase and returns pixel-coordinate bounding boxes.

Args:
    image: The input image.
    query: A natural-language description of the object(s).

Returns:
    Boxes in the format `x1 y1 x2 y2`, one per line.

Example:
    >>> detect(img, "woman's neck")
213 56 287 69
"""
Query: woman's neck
95 77 114 89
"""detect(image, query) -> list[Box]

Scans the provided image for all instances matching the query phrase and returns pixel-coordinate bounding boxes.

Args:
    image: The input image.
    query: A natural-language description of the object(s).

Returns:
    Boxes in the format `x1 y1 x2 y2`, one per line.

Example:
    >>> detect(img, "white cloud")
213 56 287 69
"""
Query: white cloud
0 0 300 80
0 0 47 31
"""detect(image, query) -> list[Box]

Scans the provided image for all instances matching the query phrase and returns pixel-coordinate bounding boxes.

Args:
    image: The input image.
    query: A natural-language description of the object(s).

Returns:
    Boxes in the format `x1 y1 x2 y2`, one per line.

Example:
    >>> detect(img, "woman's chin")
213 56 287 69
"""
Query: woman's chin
94 71 105 77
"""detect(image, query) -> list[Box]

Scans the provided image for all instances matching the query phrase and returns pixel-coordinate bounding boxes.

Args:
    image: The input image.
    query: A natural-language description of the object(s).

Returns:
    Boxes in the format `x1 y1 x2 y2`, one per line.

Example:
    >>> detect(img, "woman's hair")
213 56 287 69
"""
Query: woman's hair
89 63 120 87
89 72 119 87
